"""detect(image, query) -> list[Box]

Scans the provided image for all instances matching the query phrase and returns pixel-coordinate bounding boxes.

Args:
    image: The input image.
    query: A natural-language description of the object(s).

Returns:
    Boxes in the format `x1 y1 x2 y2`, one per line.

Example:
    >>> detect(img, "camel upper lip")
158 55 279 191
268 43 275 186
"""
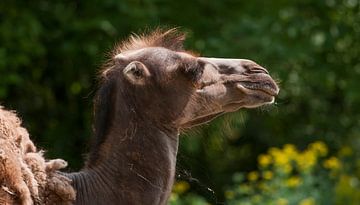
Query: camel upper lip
238 81 279 96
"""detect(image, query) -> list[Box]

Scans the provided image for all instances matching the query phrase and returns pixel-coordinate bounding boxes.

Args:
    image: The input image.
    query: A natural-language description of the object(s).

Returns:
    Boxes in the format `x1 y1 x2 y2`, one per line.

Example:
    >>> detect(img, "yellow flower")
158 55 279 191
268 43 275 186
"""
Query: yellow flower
172 181 190 194
283 144 298 160
276 198 289 205
275 153 288 165
299 197 315 205
263 170 274 180
258 154 272 167
296 150 317 171
269 147 282 157
323 156 341 170
247 171 259 181
268 146 295 173
271 149 289 166
286 176 302 188
309 141 328 157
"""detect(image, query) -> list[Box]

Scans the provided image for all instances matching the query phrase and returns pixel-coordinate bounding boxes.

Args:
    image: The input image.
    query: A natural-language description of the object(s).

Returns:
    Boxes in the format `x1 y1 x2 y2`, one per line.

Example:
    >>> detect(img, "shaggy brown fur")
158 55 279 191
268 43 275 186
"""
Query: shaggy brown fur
115 28 186 53
0 106 76 205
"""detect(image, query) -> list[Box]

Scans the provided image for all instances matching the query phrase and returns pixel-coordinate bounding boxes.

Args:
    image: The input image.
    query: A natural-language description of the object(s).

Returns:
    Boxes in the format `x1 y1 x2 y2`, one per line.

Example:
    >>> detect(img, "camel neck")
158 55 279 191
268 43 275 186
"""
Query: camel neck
69 122 179 205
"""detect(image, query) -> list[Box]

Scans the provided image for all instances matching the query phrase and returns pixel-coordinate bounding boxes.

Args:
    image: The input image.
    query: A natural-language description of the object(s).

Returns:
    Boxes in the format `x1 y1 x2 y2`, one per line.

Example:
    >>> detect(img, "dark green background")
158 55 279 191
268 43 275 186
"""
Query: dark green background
1 0 359 203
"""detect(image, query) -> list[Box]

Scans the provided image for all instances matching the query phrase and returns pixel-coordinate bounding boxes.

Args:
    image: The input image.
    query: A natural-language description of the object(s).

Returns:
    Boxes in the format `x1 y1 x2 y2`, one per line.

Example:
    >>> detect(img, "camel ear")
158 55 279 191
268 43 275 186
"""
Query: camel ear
123 61 150 85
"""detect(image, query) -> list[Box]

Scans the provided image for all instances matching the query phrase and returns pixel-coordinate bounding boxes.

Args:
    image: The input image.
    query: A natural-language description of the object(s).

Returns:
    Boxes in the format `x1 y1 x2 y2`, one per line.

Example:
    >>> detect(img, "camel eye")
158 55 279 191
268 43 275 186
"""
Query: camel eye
182 60 205 82
123 61 150 85
131 67 143 78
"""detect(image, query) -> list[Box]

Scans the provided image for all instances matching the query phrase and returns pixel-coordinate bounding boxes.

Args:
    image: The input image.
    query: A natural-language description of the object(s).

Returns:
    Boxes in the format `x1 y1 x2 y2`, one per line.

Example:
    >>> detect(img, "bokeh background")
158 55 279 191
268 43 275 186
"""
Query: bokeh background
1 0 359 204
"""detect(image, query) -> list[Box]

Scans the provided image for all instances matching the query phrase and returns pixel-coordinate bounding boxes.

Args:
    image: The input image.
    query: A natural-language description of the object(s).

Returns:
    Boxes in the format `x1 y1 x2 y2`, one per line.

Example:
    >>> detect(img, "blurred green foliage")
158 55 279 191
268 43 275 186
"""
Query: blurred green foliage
0 0 359 204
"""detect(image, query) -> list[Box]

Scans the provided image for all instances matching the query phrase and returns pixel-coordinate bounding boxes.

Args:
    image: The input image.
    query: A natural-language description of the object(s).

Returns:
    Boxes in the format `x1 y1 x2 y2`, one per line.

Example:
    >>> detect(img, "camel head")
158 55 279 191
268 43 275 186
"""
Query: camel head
100 28 279 131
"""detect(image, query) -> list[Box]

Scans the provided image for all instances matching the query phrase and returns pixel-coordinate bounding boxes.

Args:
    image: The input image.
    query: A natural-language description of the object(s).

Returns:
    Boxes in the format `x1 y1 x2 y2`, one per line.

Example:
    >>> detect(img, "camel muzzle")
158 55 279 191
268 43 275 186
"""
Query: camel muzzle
198 57 279 97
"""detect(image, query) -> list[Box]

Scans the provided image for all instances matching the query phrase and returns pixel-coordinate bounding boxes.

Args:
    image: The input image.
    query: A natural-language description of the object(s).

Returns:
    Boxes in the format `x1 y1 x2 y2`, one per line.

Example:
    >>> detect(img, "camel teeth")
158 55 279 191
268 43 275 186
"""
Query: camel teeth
236 83 247 91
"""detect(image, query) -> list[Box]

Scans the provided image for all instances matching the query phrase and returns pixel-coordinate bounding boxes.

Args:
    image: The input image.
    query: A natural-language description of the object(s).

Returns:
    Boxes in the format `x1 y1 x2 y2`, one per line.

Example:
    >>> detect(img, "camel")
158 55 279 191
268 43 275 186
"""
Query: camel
0 106 76 205
0 28 279 205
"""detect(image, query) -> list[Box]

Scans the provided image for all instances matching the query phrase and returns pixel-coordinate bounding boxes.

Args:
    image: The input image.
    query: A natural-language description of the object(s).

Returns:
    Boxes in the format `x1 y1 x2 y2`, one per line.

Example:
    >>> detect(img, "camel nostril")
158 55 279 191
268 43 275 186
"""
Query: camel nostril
247 66 269 75
255 67 269 74
241 61 269 75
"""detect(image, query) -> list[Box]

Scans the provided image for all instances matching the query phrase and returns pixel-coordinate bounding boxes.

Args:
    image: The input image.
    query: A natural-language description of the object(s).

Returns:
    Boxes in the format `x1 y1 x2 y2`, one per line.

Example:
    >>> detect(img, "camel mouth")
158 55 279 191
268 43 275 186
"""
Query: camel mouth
237 79 279 97
235 83 276 107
